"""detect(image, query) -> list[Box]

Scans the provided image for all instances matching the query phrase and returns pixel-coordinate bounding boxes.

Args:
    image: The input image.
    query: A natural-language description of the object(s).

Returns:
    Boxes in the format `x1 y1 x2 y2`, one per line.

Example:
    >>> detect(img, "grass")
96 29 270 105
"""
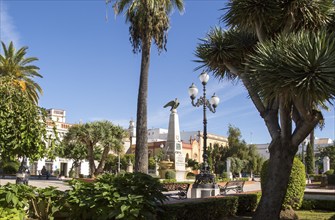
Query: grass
223 210 335 220
295 210 335 220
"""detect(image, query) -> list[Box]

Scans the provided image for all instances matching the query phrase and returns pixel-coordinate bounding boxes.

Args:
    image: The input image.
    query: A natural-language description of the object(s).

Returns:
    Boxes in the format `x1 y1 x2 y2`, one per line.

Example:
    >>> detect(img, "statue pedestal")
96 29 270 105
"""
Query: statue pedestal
191 184 220 198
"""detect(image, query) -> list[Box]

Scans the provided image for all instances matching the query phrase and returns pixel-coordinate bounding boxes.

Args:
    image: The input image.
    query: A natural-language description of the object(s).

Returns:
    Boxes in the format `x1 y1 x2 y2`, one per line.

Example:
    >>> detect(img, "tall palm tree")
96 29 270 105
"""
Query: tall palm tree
0 41 42 104
195 0 335 219
112 0 184 173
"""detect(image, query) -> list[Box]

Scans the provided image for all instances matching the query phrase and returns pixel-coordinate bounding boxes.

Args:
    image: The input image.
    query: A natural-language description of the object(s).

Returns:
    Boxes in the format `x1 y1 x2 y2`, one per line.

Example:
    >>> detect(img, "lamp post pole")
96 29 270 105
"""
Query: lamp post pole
189 71 220 185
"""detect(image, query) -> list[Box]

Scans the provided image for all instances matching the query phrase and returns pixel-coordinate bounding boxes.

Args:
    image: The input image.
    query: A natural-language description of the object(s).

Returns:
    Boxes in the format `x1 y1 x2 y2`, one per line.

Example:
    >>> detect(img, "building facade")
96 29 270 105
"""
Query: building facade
29 109 90 177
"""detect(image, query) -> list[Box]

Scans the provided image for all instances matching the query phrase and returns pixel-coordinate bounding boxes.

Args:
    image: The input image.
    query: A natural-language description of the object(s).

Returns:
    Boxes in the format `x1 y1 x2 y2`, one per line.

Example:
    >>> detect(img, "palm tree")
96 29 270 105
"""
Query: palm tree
0 41 42 104
112 0 184 173
195 1 335 219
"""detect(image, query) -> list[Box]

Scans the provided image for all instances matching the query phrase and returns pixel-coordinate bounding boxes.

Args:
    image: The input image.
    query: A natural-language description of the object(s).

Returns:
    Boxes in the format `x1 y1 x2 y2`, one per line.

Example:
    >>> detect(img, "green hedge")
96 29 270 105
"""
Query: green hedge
157 197 238 220
234 193 261 214
328 174 335 185
309 174 323 182
301 199 335 211
261 158 306 210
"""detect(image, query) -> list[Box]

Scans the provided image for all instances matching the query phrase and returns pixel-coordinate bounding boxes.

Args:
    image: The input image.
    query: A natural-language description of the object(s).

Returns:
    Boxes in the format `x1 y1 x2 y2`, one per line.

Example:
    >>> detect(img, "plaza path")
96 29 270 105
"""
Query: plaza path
0 178 71 191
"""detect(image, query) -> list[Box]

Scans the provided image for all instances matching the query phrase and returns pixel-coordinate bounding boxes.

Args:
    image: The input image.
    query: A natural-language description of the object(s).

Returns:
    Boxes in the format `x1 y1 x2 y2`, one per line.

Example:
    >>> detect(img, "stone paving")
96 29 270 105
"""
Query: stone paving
0 178 71 191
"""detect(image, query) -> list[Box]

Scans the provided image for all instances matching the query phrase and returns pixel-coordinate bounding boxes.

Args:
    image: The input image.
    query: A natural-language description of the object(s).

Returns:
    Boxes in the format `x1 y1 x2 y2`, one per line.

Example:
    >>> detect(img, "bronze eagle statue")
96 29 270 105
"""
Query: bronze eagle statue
164 98 180 111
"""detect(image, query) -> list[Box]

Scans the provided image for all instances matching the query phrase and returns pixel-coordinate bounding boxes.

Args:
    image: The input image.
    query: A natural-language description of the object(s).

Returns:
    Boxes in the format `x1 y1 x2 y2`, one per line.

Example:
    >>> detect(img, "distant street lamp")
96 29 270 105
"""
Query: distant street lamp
188 71 220 185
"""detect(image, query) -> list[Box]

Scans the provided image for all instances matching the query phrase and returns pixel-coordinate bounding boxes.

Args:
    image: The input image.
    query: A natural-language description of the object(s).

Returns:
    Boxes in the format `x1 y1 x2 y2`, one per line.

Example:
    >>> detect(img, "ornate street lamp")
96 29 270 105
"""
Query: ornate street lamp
188 71 220 186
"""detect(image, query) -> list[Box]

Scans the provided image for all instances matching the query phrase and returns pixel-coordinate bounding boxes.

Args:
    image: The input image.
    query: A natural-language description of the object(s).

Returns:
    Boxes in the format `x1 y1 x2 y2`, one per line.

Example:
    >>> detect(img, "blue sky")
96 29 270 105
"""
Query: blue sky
1 0 334 144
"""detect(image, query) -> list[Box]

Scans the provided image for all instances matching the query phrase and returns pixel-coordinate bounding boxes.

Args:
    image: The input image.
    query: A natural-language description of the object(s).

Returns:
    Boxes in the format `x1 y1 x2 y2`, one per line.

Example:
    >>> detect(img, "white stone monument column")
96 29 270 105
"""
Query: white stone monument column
226 158 233 179
323 156 330 173
164 99 186 181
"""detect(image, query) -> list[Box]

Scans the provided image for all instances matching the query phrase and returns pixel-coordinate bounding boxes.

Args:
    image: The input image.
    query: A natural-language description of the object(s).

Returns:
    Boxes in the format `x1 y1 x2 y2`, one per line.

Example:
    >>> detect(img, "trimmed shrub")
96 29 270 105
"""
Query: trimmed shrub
161 179 177 183
157 197 238 220
325 169 334 175
165 170 176 179
261 158 306 210
309 174 322 182
301 199 335 211
328 174 335 185
186 172 195 179
234 193 261 214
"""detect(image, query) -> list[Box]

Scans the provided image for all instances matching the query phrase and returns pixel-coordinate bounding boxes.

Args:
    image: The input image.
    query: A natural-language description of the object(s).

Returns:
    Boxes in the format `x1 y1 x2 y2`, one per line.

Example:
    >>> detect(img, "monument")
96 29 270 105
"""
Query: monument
163 98 186 181
226 158 233 179
323 156 330 173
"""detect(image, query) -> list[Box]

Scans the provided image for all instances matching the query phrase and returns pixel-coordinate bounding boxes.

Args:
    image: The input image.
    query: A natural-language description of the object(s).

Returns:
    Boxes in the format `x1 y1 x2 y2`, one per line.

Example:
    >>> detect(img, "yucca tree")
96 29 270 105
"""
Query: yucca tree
195 1 335 219
0 41 42 104
62 121 125 178
111 0 184 173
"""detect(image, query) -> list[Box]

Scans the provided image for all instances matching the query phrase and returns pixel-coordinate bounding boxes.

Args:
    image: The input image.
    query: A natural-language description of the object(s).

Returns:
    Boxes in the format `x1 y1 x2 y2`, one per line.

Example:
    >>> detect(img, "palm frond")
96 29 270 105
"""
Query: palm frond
0 41 42 104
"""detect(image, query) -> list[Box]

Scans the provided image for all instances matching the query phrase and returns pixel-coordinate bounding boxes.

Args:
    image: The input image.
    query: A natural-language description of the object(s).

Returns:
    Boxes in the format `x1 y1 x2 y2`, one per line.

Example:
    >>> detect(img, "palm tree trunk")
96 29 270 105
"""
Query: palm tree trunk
134 35 151 173
253 138 296 220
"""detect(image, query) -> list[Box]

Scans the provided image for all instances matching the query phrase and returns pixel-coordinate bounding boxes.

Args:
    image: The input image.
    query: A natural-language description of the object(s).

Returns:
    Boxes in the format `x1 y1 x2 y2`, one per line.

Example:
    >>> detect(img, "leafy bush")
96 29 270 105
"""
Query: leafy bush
0 207 25 220
235 177 249 181
165 170 176 179
261 158 306 210
29 186 66 220
1 161 20 174
216 177 231 182
157 197 238 220
67 172 167 220
0 183 66 220
301 199 335 211
309 174 323 182
186 172 195 179
325 169 334 175
0 183 35 219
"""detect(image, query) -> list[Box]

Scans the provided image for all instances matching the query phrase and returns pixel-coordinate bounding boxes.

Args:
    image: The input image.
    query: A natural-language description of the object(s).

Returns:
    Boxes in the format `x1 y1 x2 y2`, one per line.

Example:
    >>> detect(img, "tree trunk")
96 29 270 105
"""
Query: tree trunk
310 129 315 172
253 138 296 220
95 146 110 175
87 145 96 178
134 36 151 173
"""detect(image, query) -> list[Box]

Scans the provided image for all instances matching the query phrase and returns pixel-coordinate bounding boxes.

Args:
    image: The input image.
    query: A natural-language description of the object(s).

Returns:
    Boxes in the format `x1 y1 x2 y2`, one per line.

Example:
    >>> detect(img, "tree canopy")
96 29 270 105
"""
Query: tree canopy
208 125 264 176
0 78 50 162
61 120 126 177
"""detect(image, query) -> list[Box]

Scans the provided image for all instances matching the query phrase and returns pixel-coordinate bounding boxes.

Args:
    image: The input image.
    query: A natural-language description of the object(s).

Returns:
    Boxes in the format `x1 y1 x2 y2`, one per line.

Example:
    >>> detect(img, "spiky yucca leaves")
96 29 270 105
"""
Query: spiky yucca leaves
280 0 334 32
0 41 42 104
248 30 335 107
115 0 184 53
222 0 334 40
222 0 282 35
195 27 258 80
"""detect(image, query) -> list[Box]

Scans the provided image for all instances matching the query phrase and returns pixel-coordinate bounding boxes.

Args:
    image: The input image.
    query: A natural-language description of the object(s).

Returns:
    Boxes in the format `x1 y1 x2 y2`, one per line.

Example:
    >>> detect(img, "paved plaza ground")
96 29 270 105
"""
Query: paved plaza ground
1 178 334 200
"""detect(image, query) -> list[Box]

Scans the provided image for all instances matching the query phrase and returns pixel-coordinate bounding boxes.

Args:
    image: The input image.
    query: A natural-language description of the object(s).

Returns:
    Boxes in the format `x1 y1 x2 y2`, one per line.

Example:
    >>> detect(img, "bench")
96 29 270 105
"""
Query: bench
218 180 245 195
162 183 190 200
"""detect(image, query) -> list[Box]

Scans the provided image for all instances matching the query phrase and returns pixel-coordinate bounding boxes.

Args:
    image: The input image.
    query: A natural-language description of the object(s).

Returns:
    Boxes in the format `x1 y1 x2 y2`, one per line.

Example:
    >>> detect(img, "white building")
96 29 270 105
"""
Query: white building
254 143 270 159
29 109 90 177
